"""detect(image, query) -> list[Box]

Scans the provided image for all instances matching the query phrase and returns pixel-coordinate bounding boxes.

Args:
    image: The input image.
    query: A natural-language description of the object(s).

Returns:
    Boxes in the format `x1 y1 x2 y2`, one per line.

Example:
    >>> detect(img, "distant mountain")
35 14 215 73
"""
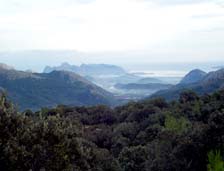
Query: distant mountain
137 77 163 84
212 65 224 70
151 69 224 100
0 63 14 70
43 63 126 76
79 64 126 75
44 62 79 73
0 66 116 111
112 74 140 84
202 69 224 83
115 83 172 90
84 73 141 92
180 69 206 84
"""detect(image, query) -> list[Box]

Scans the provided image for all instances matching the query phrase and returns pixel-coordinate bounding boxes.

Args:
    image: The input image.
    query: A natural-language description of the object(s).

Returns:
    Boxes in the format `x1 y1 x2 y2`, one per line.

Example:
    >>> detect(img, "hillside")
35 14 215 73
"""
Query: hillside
180 69 206 84
0 67 116 110
151 68 224 100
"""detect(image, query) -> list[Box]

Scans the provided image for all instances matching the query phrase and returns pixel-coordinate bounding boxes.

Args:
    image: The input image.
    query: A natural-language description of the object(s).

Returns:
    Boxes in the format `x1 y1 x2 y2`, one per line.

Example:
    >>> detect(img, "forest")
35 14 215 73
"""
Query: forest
0 90 223 171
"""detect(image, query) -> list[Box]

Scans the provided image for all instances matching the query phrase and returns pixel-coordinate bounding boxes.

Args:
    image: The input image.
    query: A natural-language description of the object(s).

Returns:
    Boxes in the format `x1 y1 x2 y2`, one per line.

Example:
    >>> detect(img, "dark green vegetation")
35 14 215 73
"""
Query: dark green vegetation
152 68 224 100
0 89 224 171
0 67 116 111
207 150 224 171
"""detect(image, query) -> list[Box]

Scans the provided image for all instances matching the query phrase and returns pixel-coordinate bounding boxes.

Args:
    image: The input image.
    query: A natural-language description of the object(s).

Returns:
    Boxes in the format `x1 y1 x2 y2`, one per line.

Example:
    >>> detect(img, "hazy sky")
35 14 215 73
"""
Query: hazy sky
0 0 224 69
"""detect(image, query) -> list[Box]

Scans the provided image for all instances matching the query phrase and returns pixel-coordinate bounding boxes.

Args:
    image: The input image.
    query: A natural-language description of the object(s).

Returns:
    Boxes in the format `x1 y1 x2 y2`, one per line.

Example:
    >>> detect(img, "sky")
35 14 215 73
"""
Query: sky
0 0 224 71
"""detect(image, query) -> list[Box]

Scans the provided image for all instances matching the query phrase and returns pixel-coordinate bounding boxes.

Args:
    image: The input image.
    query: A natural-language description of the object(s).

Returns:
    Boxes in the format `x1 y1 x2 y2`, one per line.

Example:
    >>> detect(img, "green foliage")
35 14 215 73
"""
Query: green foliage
164 114 190 134
0 96 86 171
118 146 148 171
0 90 224 171
207 150 224 171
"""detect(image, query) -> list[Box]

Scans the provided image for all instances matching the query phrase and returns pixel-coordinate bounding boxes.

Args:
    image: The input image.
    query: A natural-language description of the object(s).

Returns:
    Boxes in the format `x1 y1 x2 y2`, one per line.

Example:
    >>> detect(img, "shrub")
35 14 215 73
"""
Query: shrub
164 114 190 134
207 150 224 171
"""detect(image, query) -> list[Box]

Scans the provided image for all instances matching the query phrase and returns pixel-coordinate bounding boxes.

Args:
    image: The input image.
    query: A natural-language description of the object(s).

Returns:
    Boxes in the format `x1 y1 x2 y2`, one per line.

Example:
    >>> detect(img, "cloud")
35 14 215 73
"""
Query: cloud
0 0 223 65
144 0 212 6
192 13 224 19
0 0 95 15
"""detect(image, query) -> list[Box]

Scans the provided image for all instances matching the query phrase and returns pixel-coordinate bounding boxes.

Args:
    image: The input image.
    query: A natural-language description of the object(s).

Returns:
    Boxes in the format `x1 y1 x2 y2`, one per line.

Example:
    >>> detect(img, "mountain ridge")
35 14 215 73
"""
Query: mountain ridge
0 67 117 111
151 68 224 100
43 63 126 76
180 69 206 84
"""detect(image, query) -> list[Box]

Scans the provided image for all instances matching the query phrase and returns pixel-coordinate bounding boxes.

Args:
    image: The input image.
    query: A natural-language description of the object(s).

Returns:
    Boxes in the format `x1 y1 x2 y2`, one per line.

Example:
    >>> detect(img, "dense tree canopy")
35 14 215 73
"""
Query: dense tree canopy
0 90 224 171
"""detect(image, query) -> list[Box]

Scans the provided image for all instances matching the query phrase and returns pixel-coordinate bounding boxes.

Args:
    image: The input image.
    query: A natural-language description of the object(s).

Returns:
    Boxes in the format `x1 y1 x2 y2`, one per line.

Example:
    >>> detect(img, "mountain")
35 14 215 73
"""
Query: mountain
151 68 224 100
180 69 206 84
89 73 142 90
112 74 140 84
43 63 126 76
0 66 116 111
0 63 14 70
115 83 172 90
79 64 126 75
202 68 224 83
44 62 79 73
137 77 163 84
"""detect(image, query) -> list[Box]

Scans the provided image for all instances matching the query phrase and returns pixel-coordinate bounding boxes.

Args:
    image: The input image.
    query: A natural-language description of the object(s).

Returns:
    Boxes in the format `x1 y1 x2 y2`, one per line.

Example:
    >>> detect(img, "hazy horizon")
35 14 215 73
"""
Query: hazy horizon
0 0 224 76
0 50 223 77
0 0 224 70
